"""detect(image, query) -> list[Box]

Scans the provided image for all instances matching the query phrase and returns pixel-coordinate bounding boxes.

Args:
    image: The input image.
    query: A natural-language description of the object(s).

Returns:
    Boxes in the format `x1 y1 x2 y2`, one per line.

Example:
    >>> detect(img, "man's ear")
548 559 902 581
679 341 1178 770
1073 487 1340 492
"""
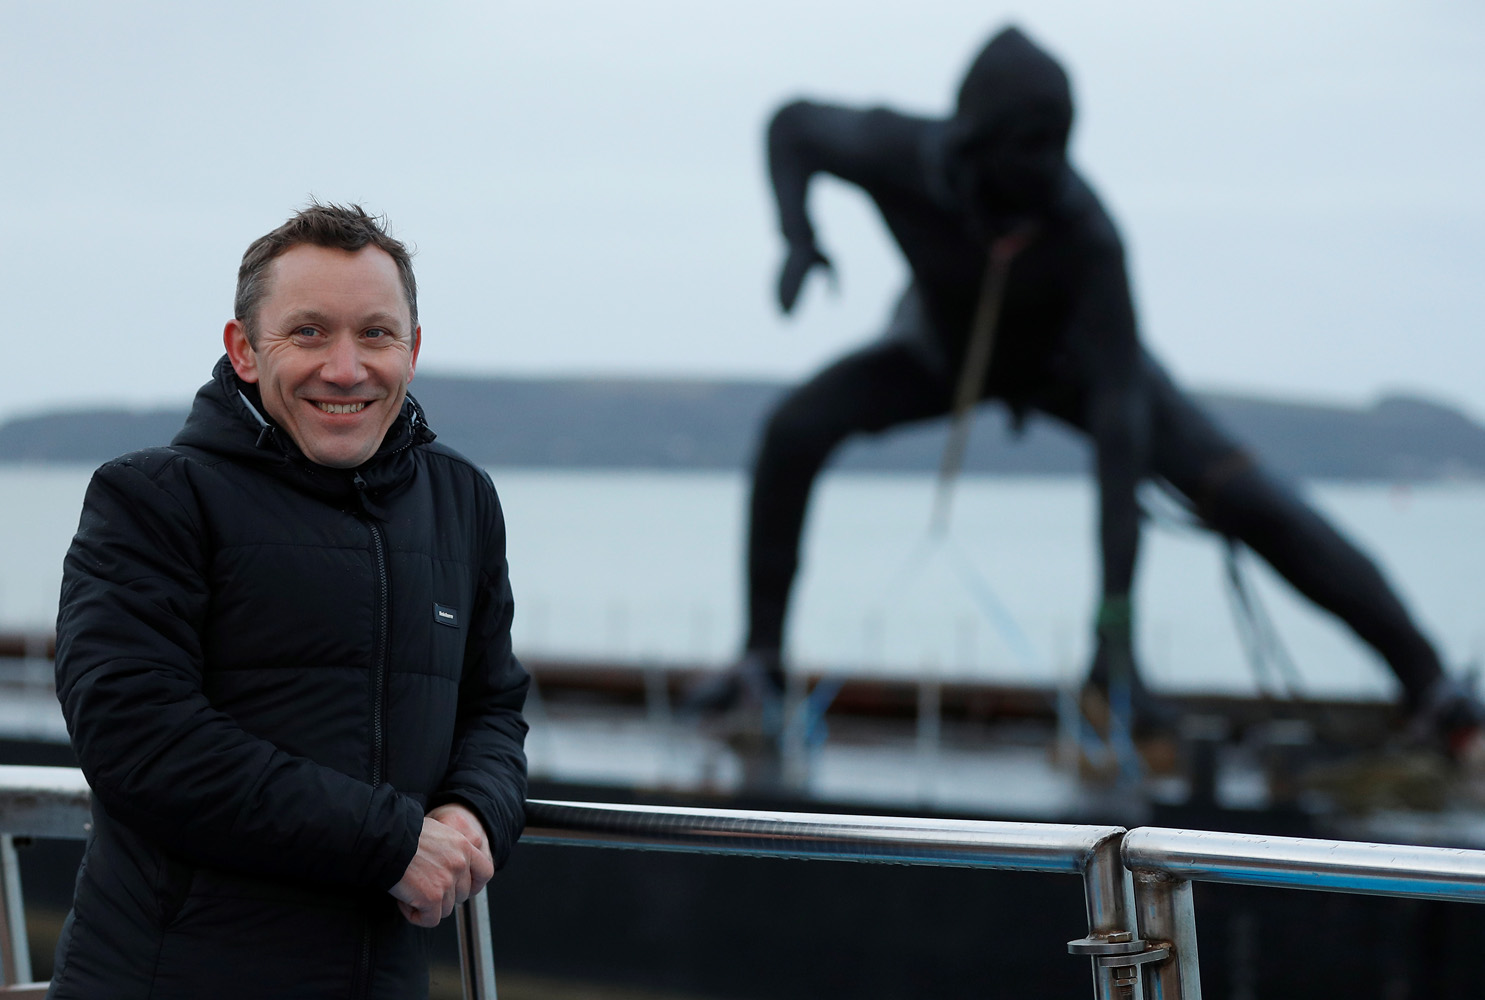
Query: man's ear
408 326 422 382
224 319 260 383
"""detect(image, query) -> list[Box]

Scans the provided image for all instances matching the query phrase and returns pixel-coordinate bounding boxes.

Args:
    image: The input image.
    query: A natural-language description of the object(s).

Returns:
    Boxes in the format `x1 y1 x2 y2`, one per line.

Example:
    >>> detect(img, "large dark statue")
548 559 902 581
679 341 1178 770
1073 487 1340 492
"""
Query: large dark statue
695 25 1482 757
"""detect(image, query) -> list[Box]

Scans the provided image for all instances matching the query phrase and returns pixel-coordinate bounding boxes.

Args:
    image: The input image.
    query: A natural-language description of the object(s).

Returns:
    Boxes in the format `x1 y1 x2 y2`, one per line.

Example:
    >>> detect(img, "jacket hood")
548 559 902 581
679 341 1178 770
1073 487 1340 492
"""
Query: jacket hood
171 355 436 512
943 26 1074 226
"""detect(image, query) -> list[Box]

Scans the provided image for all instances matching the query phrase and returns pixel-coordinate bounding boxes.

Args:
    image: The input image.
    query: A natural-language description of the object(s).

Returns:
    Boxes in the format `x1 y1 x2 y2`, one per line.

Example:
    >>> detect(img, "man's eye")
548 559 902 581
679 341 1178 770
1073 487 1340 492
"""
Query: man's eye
365 328 389 340
294 327 322 338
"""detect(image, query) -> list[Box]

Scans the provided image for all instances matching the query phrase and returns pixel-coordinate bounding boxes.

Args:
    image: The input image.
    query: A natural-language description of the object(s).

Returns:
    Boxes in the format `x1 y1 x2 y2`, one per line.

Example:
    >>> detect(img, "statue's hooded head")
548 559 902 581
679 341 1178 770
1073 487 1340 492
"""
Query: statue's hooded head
944 26 1073 228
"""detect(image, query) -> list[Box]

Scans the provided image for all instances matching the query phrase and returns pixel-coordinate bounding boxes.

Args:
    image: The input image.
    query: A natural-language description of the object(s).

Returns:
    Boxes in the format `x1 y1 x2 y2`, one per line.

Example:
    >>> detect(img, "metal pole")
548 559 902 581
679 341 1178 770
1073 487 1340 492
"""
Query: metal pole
456 891 497 1000
0 766 91 997
915 672 941 797
1132 870 1199 1000
1079 832 1139 1000
1 834 32 987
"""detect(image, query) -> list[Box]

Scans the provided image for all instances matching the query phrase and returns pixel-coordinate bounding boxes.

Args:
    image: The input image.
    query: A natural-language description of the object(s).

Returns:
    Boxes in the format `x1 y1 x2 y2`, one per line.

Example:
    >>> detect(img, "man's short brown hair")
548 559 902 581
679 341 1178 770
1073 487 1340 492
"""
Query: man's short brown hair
235 201 418 344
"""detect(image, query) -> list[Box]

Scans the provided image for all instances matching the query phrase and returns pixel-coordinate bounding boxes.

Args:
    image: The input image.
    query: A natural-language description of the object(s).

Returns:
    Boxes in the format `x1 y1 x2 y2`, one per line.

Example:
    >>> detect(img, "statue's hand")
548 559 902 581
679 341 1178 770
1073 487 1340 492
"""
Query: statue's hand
777 241 834 314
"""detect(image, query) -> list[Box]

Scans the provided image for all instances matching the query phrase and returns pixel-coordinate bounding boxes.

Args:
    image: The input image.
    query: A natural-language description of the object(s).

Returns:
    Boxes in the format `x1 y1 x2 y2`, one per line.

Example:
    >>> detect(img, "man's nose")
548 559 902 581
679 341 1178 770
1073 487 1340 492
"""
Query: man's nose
320 335 366 385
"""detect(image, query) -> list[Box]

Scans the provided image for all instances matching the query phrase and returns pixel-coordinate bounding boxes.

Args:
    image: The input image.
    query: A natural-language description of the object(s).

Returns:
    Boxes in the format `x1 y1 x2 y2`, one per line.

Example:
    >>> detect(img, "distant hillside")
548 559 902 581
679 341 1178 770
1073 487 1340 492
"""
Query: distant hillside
3 374 1483 482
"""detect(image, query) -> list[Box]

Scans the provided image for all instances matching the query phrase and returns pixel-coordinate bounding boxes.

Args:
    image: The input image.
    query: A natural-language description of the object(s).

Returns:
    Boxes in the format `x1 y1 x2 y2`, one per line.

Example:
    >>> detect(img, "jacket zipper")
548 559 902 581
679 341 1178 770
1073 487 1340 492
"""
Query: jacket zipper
353 473 391 998
367 517 389 787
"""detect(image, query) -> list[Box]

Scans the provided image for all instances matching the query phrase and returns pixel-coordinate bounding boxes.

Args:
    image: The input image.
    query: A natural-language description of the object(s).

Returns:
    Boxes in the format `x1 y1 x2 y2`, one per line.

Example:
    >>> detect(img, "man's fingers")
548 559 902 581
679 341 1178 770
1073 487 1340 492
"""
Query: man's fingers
400 900 440 929
390 809 496 924
391 815 488 924
470 848 495 896
453 861 473 907
433 808 495 898
396 883 457 927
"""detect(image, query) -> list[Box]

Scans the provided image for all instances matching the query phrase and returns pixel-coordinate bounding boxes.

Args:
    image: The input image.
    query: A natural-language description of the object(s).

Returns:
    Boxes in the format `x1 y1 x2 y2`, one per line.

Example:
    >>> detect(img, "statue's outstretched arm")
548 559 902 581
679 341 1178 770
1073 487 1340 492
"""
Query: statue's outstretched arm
766 100 920 313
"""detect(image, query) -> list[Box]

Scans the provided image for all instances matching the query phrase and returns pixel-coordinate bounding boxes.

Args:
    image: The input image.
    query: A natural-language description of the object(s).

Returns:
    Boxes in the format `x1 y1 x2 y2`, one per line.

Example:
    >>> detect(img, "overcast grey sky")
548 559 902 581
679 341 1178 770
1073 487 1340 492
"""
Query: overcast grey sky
2 1 1482 427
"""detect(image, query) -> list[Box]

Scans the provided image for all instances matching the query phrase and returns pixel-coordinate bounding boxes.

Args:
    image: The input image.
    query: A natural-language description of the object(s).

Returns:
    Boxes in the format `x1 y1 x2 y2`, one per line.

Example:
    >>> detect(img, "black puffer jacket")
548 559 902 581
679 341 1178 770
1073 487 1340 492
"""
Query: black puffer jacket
50 357 530 1000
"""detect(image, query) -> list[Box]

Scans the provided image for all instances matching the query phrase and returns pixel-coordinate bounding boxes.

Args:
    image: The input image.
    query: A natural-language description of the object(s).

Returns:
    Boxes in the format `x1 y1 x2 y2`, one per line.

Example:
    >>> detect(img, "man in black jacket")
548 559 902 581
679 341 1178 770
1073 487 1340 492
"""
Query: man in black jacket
700 26 1483 758
51 203 530 998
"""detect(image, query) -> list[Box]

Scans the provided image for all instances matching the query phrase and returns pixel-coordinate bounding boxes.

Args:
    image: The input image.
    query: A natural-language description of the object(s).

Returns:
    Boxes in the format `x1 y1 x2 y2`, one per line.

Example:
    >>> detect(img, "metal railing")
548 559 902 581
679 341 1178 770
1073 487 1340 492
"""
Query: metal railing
0 766 1135 999
524 799 1138 998
1122 826 1485 1000
8 766 1485 999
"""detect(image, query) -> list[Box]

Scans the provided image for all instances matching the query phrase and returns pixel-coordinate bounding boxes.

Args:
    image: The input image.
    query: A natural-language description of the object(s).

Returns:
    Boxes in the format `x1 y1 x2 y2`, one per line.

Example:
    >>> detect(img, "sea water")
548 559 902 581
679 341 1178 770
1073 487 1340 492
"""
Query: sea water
3 464 1482 700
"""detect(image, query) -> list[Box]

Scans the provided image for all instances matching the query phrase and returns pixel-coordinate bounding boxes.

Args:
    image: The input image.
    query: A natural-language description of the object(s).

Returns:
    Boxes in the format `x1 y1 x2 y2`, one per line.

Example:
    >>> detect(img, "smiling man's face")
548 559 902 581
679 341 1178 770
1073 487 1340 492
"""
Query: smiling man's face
224 243 421 469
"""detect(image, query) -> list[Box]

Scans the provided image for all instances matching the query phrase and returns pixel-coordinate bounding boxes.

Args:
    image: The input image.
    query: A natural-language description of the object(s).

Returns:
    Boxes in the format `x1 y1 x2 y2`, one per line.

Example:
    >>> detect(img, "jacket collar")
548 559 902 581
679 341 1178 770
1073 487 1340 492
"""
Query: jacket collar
171 355 437 516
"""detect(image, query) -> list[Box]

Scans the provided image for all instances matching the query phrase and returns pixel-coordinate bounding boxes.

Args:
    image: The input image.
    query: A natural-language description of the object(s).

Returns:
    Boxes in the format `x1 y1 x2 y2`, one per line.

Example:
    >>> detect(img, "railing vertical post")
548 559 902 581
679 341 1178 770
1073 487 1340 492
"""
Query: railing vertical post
1 834 34 987
456 891 497 1000
1133 870 1200 1000
1080 833 1137 1000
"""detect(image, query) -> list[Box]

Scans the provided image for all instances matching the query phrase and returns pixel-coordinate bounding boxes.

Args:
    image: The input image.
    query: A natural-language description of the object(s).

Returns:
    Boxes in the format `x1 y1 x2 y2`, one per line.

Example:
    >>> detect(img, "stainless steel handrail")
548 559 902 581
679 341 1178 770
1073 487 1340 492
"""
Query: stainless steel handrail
526 798 1121 870
35 769 1485 999
15 766 1485 1000
0 768 1139 1000
1122 826 1485 1000
525 799 1137 999
1125 826 1485 899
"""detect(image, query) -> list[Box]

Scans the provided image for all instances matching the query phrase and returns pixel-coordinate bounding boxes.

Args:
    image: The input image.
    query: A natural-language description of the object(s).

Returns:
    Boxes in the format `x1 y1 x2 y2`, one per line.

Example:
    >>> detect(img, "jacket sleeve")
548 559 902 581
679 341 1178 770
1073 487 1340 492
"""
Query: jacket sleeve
55 454 423 891
429 477 530 869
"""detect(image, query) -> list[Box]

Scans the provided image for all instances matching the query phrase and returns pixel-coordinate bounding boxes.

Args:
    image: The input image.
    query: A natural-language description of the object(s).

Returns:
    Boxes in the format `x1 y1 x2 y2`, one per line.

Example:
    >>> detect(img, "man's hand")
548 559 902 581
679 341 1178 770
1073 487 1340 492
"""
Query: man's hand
389 811 494 928
777 240 834 314
427 802 493 893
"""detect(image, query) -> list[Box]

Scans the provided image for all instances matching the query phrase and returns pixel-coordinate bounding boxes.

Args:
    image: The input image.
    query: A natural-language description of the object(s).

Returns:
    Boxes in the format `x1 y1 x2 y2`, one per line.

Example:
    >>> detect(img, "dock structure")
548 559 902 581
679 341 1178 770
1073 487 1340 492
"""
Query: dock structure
0 629 1459 830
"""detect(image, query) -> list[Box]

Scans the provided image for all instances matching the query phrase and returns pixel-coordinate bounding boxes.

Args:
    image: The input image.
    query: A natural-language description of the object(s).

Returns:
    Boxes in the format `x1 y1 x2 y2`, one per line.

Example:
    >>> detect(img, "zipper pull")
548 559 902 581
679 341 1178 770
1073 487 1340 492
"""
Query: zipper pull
350 471 389 520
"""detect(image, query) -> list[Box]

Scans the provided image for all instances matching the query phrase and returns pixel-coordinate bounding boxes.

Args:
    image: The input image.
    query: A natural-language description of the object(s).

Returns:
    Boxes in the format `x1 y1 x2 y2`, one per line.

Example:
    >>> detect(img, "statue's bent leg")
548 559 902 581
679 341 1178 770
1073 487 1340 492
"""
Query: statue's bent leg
744 341 949 654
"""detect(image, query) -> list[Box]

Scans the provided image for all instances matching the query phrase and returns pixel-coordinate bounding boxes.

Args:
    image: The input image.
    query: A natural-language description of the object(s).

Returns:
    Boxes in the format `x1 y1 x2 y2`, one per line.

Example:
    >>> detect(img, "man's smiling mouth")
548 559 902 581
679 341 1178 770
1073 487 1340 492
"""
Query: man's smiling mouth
315 401 368 415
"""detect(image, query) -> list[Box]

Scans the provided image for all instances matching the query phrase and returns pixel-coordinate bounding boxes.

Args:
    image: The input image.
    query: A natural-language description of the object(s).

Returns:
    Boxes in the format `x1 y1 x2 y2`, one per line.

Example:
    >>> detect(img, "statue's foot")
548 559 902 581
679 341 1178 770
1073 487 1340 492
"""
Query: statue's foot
1405 675 1485 763
1080 676 1180 743
682 649 785 716
1076 681 1183 780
